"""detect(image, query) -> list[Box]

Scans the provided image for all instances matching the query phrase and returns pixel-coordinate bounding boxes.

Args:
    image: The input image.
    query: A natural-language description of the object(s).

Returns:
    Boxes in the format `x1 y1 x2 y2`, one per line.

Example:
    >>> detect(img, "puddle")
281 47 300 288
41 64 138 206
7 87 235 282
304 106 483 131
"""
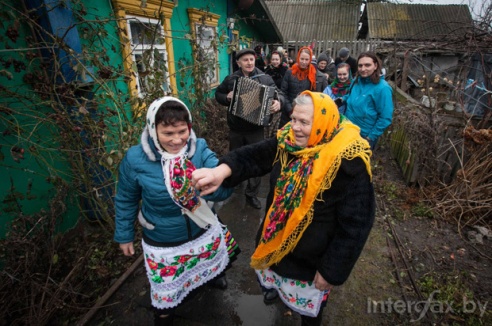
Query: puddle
233 293 276 325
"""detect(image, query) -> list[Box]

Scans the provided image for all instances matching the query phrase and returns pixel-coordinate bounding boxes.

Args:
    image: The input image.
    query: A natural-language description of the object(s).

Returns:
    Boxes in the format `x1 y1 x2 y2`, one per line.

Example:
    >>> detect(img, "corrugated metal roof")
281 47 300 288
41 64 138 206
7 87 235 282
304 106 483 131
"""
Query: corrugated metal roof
366 3 473 40
264 0 361 41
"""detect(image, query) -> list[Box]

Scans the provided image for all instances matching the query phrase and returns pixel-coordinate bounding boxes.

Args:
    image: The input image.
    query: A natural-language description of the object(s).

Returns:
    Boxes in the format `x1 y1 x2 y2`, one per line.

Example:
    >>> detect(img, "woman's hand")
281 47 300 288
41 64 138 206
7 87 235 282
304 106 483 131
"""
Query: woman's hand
192 164 232 196
314 271 334 292
120 242 135 256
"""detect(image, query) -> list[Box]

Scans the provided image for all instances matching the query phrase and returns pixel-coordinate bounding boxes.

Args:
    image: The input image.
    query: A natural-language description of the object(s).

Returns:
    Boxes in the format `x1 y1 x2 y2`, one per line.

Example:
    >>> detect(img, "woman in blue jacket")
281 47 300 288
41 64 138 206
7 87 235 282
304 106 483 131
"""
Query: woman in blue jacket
341 52 393 149
114 97 235 325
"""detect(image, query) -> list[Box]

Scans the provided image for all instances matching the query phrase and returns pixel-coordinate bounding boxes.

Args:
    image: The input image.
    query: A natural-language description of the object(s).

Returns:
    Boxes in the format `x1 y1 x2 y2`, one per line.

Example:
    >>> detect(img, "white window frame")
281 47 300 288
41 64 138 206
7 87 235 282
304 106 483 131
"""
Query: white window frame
194 23 219 87
126 15 171 97
187 8 220 89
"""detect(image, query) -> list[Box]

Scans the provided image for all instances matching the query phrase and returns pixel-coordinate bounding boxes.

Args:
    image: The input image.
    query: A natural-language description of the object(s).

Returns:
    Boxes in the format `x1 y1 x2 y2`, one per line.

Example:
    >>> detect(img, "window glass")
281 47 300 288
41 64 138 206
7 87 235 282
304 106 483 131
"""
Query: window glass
127 16 170 96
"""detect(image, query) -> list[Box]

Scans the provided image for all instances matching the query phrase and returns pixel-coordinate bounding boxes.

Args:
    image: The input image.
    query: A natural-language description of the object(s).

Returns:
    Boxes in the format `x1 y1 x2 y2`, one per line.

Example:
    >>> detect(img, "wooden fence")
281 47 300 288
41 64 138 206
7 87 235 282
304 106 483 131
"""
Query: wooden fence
389 110 469 186
268 39 385 59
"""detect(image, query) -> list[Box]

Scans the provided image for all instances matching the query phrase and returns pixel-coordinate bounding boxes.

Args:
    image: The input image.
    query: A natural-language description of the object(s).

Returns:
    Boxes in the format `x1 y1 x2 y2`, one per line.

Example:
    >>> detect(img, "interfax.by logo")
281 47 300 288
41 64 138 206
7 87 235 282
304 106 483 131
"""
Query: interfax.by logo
367 291 488 322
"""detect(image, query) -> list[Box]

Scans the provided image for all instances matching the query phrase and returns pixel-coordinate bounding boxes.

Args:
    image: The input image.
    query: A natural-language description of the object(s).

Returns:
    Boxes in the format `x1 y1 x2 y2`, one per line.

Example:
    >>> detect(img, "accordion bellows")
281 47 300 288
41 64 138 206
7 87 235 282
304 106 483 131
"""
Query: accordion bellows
228 77 275 126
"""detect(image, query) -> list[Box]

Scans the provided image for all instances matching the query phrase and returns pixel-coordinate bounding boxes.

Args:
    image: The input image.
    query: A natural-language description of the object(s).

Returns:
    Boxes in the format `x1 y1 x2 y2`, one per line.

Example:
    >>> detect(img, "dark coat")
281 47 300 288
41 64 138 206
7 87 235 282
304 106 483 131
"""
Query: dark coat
255 57 266 72
280 68 328 126
220 137 375 286
265 63 289 89
215 67 284 133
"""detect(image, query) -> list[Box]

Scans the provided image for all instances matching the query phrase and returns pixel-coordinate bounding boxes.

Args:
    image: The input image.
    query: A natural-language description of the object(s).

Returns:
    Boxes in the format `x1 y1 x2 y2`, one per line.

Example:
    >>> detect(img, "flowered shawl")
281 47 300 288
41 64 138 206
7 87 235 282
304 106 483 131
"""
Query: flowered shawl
250 91 372 270
291 46 317 91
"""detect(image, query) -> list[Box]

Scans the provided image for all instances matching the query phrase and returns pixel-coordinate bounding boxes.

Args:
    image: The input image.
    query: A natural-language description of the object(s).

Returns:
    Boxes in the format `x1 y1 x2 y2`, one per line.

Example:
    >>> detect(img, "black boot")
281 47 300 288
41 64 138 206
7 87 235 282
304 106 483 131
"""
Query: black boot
209 273 228 290
263 288 279 304
245 195 262 209
300 312 323 326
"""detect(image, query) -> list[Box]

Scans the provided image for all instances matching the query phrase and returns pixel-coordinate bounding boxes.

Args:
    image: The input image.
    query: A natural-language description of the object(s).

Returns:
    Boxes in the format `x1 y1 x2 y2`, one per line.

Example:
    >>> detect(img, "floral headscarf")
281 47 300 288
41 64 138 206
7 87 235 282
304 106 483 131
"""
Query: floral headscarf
251 91 372 270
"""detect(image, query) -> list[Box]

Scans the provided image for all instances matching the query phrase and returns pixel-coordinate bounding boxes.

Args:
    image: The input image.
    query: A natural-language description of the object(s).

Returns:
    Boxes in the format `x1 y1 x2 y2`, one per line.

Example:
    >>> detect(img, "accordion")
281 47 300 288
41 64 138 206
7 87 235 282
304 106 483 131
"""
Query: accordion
228 77 276 126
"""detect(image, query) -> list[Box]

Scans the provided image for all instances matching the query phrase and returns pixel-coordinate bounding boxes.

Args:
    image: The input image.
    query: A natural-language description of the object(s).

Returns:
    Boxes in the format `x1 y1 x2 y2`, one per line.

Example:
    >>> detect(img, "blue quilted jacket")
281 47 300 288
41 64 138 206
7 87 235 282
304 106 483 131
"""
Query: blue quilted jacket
114 135 232 244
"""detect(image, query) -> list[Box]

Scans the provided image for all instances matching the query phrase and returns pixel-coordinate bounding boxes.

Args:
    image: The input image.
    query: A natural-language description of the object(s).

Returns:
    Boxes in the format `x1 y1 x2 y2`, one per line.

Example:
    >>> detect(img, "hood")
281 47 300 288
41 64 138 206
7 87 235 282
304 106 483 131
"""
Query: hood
141 96 197 161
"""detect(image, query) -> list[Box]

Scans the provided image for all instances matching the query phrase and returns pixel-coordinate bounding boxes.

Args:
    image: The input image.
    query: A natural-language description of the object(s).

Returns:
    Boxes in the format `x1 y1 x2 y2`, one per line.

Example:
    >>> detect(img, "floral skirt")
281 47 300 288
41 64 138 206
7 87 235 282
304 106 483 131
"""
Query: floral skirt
256 268 330 317
143 223 230 309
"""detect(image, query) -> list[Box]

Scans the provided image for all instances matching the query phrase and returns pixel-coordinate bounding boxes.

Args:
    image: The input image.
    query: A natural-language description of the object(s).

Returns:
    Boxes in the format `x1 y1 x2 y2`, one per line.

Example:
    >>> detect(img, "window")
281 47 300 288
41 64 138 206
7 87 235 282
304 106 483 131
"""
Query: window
111 0 176 101
127 16 170 96
188 8 220 88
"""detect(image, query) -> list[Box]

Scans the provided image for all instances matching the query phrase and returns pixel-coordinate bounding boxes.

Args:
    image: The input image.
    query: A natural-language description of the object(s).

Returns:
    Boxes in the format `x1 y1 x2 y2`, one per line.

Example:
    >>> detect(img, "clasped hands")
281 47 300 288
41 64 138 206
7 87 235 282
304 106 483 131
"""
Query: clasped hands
191 164 232 196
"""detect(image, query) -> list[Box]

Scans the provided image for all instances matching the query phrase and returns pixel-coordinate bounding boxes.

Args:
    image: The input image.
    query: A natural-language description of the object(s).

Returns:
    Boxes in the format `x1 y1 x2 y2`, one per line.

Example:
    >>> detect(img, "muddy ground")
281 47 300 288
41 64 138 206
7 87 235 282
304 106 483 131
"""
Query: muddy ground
88 139 492 326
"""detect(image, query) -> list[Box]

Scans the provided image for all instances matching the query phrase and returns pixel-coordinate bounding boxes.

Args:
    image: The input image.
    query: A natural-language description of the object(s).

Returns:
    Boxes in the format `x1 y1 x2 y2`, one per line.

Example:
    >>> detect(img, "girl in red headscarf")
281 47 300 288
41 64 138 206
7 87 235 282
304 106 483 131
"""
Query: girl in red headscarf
279 46 328 127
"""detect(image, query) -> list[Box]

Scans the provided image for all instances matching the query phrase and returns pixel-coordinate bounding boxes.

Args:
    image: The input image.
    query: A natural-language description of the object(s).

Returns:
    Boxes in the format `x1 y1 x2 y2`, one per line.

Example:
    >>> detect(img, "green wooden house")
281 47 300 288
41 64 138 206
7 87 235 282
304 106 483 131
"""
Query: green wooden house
0 0 281 238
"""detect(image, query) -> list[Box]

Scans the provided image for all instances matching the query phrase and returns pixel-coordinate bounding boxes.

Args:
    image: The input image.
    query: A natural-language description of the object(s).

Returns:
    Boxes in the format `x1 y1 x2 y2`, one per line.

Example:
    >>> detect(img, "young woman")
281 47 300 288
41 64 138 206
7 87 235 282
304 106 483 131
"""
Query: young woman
340 52 394 149
114 97 237 325
193 91 375 326
265 51 289 89
323 63 353 114
280 46 328 127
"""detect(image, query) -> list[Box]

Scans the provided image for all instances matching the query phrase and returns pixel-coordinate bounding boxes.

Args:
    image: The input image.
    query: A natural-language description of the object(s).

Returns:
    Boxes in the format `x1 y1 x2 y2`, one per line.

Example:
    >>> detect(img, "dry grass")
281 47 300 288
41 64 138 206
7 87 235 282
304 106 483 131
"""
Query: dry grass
424 126 492 231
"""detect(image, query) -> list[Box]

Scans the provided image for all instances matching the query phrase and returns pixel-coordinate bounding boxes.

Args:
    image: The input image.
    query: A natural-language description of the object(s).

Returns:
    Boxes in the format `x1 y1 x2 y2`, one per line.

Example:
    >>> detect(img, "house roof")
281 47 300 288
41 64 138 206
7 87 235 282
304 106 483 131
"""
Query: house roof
364 3 473 40
264 0 362 41
235 0 282 43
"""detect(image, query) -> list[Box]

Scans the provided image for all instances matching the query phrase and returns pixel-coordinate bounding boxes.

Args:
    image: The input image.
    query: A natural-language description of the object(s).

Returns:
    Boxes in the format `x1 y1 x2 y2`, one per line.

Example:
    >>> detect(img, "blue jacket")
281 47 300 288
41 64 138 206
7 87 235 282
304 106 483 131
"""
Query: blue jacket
343 77 393 140
114 136 232 244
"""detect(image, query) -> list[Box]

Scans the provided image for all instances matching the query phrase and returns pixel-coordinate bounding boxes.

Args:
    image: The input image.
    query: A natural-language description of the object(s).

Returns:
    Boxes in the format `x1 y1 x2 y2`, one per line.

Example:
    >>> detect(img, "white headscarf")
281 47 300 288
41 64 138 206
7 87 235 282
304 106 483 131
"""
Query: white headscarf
141 97 217 228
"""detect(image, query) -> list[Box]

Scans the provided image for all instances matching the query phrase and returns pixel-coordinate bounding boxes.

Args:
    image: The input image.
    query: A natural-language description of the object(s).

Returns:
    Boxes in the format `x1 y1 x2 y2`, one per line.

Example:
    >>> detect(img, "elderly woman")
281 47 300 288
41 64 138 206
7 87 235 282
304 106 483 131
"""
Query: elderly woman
192 91 375 325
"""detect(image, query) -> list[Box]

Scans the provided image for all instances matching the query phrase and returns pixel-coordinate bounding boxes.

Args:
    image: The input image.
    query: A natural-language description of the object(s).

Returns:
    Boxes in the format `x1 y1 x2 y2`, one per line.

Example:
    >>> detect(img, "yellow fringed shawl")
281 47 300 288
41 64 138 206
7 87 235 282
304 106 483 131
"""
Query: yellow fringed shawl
250 91 372 270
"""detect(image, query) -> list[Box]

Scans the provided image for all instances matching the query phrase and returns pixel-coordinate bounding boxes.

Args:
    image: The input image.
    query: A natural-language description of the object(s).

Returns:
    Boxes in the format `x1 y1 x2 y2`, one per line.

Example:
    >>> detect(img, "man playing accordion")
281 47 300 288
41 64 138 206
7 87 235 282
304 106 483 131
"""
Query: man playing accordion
215 48 284 210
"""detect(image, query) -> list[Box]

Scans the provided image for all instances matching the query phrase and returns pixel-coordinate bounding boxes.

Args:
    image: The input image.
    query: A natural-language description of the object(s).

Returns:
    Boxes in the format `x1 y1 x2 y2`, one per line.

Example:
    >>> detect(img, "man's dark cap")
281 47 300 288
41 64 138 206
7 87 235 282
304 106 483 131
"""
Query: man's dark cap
235 48 256 60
